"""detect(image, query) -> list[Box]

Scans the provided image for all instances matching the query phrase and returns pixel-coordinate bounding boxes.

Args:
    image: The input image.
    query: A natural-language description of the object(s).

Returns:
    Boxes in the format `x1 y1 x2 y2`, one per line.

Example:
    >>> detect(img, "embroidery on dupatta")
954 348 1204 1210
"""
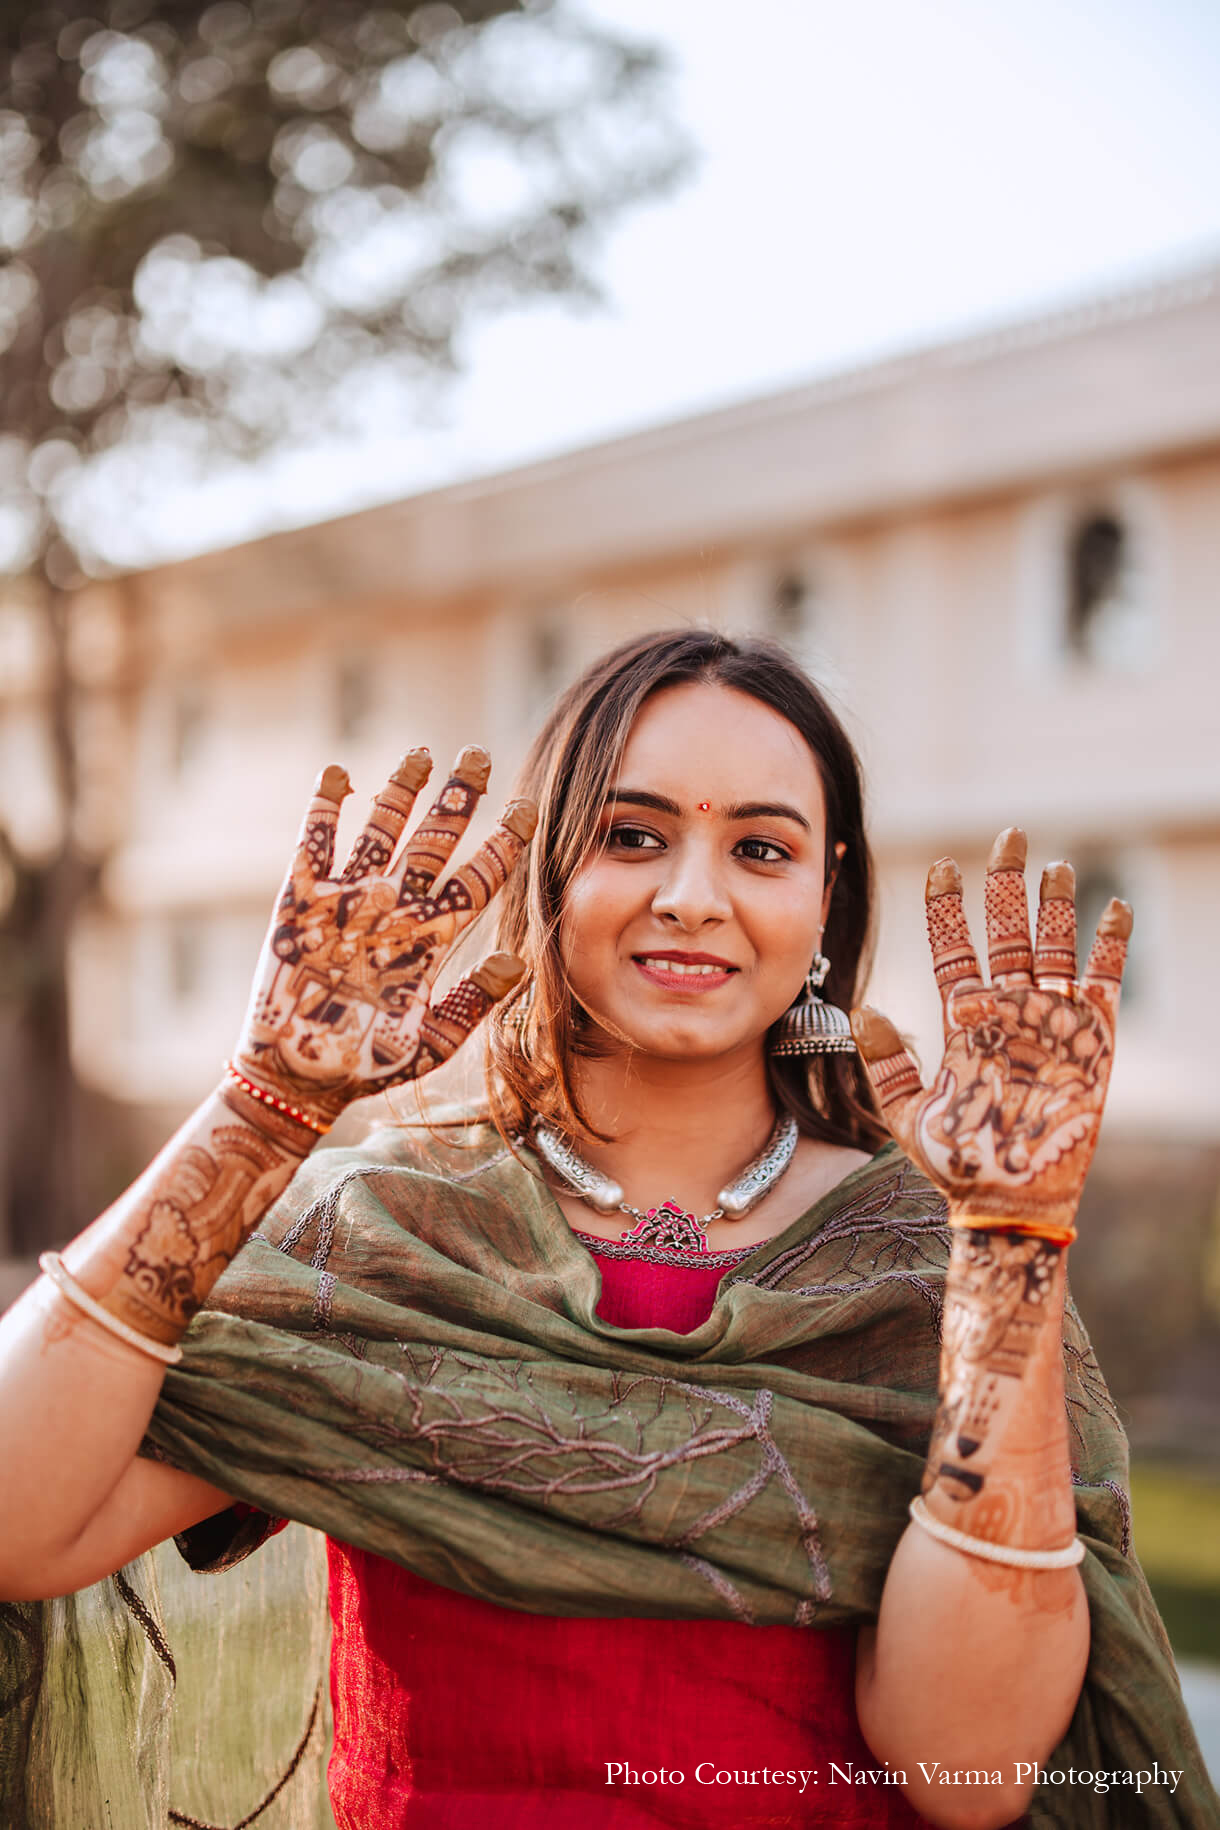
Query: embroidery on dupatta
724 1157 950 1322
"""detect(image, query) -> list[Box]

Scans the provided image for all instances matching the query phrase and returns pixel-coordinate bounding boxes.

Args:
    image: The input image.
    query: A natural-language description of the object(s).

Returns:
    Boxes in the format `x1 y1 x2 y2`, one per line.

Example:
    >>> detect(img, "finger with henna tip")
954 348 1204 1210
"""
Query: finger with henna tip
341 747 433 882
419 954 528 1064
432 799 539 922
1034 860 1078 987
469 952 528 1000
1081 898 1133 1020
292 764 352 888
850 1005 925 1154
394 748 435 791
395 744 493 901
985 826 1033 986
925 856 983 1010
501 798 539 842
456 744 492 791
318 765 353 804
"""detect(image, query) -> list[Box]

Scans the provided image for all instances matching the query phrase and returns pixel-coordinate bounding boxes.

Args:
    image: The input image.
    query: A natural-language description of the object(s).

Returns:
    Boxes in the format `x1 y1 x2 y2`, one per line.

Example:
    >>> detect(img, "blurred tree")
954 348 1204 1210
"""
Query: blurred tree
0 0 687 1252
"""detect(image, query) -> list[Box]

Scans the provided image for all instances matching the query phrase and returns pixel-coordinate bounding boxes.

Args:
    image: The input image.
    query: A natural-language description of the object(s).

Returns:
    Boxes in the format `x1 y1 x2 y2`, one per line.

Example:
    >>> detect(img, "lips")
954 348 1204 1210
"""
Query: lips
632 951 739 992
634 951 738 970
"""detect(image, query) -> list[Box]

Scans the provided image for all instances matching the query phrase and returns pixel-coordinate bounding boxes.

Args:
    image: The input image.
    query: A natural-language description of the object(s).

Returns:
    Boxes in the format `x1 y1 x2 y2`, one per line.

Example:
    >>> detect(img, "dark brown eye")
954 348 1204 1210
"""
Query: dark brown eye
607 824 663 852
736 838 789 864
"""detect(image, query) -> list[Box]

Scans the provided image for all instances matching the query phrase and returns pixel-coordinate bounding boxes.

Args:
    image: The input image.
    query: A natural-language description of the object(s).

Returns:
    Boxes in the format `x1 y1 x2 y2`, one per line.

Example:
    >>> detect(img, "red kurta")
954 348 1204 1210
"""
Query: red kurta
324 1232 932 1828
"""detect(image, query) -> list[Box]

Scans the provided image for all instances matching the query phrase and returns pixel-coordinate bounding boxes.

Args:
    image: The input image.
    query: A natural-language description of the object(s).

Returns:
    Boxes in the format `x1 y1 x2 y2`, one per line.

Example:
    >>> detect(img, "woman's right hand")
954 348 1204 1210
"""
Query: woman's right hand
232 745 535 1127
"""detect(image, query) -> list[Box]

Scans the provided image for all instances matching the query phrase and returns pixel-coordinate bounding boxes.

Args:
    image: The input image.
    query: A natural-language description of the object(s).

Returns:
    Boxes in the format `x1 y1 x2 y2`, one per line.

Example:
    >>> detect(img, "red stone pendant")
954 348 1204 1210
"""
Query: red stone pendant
619 1200 709 1254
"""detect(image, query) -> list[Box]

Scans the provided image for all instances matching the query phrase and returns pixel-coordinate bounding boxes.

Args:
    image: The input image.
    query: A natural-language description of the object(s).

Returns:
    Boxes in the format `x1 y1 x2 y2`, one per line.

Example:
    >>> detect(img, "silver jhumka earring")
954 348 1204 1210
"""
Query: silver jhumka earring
770 951 856 1056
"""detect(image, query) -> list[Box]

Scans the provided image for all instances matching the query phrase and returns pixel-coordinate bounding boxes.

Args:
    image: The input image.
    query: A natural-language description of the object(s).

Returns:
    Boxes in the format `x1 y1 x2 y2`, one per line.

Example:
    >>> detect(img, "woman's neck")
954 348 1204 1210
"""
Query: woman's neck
566 1044 779 1215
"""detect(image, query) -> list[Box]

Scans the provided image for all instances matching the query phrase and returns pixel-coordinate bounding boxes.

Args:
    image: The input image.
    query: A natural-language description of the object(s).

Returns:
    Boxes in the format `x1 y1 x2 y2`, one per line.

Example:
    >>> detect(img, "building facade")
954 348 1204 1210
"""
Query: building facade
3 261 1218 1150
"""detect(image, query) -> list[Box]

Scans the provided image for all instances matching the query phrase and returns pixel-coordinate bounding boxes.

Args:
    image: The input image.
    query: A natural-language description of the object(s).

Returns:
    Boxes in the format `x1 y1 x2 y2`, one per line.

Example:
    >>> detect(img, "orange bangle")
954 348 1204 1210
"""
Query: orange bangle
948 1211 1076 1247
222 1062 331 1135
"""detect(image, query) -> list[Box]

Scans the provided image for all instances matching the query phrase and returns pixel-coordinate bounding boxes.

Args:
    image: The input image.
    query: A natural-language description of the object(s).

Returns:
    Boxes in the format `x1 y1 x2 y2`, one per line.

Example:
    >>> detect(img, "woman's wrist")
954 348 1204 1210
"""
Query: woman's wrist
219 1063 332 1157
946 1206 1078 1247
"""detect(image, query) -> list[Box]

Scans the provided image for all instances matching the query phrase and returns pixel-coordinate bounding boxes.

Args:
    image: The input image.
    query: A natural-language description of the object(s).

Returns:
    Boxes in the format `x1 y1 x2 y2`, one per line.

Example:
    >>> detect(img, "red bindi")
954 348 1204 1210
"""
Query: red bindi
698 801 711 812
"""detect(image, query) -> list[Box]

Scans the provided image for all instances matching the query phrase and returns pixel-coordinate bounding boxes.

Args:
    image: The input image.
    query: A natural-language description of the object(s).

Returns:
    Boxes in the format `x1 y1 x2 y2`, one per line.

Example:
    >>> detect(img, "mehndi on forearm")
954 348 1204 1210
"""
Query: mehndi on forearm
855 1226 1086 1818
921 1226 1079 1573
65 1084 318 1348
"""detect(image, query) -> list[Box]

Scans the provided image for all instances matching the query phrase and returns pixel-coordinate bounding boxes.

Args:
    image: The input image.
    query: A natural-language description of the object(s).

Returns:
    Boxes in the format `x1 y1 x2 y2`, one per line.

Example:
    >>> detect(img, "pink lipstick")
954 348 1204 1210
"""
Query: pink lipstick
632 951 739 993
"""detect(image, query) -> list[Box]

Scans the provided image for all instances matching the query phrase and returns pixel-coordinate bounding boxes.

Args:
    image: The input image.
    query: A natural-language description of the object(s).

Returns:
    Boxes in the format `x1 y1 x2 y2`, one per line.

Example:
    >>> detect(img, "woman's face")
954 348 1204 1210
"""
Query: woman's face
559 680 833 1066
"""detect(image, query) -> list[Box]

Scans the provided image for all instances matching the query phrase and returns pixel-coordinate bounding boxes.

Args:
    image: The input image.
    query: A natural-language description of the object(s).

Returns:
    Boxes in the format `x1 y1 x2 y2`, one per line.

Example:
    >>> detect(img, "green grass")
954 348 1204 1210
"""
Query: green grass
1129 1465 1220 1589
1129 1462 1220 1666
1140 1580 1220 1666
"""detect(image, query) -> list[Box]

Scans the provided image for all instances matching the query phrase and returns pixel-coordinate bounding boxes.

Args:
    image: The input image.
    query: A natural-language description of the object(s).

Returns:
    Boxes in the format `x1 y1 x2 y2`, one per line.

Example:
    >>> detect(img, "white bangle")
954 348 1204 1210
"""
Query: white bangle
38 1253 183 1367
908 1496 1084 1569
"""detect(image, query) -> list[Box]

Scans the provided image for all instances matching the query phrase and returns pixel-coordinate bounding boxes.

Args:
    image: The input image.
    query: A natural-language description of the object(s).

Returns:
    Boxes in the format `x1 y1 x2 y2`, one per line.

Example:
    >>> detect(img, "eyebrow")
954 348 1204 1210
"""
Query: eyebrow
607 789 812 832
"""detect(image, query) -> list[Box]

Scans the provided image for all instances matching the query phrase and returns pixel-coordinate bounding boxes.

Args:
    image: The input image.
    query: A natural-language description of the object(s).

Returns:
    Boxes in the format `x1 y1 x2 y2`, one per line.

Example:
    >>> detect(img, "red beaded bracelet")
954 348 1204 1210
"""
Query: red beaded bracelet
222 1061 332 1134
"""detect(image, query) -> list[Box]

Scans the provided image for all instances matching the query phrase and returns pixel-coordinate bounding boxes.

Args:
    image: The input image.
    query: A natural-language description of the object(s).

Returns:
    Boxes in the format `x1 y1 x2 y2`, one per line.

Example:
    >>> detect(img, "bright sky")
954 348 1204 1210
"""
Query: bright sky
122 0 1220 565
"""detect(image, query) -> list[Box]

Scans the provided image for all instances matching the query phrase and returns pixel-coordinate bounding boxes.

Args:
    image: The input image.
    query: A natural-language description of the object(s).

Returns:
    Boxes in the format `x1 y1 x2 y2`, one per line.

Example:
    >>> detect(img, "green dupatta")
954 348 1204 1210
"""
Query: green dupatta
2 1126 1215 1826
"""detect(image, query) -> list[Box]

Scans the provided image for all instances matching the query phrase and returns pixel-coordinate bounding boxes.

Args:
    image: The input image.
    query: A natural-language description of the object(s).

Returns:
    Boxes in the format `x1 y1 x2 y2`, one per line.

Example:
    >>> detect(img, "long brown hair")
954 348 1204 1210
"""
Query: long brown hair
487 628 887 1152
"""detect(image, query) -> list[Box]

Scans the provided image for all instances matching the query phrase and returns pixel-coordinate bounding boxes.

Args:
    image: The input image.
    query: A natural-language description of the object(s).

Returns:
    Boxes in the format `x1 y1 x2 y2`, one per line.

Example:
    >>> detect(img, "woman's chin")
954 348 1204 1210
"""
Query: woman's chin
594 1012 767 1066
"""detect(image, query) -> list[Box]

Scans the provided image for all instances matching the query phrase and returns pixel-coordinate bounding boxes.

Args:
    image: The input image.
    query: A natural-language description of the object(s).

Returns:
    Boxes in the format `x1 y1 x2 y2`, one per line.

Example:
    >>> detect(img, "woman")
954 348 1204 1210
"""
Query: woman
0 629 1211 1828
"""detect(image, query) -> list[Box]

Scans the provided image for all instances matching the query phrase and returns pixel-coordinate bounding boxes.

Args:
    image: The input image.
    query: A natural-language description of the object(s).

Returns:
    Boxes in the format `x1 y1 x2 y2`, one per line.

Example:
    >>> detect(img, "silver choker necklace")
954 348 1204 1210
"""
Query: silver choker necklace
531 1114 799 1256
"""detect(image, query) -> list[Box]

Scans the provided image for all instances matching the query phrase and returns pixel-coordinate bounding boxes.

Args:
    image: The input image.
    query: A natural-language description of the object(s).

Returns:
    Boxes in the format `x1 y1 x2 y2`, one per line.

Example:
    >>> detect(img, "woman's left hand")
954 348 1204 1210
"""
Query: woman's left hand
850 828 1132 1242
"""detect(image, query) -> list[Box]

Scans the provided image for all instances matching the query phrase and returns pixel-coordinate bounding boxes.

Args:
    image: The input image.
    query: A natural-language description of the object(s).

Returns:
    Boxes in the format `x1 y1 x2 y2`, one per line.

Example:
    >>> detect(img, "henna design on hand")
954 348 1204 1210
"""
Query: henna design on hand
340 748 433 883
393 745 493 901
851 829 1132 1240
925 860 984 997
1034 862 1077 985
983 830 1034 984
415 954 525 1079
234 750 535 1124
297 764 350 882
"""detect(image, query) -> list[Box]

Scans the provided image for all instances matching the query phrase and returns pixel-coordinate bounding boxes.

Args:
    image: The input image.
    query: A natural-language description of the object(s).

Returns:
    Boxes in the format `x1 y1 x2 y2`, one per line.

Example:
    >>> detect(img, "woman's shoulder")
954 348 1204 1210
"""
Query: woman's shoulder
823 1137 948 1224
303 1092 508 1175
255 1097 530 1245
219 1108 538 1299
745 1138 951 1292
853 1141 952 1262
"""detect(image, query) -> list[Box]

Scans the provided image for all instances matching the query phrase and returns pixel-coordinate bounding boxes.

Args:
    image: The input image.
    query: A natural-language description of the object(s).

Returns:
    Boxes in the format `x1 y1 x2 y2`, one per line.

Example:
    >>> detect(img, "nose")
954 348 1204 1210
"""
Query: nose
649 836 732 931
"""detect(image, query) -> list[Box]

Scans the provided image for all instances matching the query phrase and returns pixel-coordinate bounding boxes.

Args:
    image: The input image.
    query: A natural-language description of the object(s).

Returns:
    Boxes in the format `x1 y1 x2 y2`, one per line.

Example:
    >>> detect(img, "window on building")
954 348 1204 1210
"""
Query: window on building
1064 510 1148 668
169 684 207 776
335 655 374 742
527 610 567 714
768 570 812 649
168 914 206 1005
